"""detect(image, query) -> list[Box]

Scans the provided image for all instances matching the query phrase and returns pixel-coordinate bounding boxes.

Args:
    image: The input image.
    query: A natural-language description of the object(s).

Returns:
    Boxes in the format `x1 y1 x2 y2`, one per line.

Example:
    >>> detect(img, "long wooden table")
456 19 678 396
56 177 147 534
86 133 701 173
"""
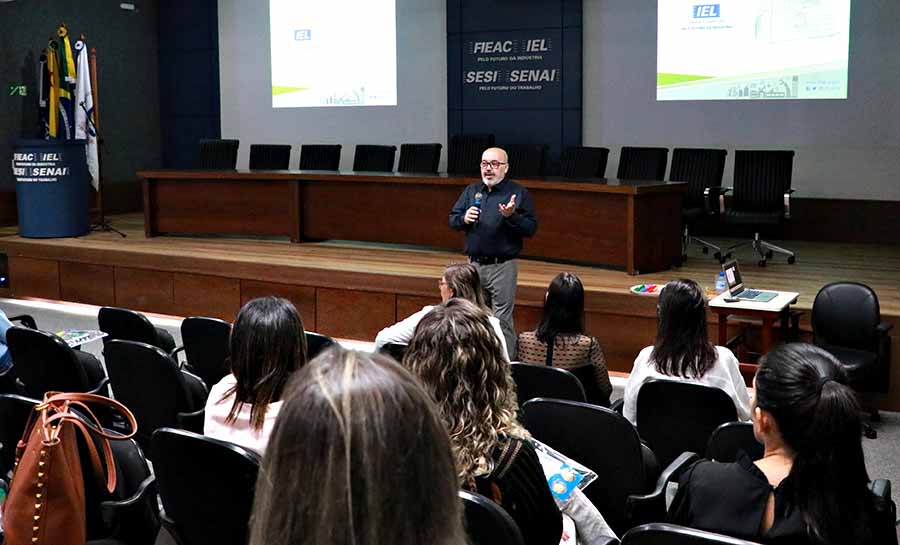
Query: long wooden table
138 170 686 274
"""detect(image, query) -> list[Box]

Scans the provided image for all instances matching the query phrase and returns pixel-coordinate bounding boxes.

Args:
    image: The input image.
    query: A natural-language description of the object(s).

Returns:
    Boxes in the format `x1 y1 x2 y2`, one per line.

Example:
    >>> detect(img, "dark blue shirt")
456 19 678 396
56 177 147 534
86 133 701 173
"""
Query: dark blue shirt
449 178 538 259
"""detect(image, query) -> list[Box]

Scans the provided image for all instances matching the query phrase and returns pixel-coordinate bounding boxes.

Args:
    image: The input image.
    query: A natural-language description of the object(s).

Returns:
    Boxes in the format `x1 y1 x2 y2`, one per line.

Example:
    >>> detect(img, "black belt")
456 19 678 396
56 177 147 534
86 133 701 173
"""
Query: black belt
469 256 513 265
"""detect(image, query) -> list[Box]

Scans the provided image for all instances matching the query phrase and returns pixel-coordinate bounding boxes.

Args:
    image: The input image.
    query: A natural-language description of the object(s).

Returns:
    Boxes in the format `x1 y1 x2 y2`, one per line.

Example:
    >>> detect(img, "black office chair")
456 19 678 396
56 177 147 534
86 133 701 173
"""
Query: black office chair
616 147 669 180
812 282 894 438
522 398 698 536
353 144 397 172
566 363 612 408
635 380 738 468
448 133 495 175
248 144 291 170
398 143 442 173
510 362 586 407
377 342 408 362
720 150 796 266
196 139 239 170
171 316 232 390
505 144 547 178
669 148 728 261
460 489 525 545
6 327 110 399
0 393 38 479
561 146 610 179
152 428 261 545
706 421 763 463
299 144 342 170
306 331 336 359
104 340 207 455
621 523 764 545
98 306 177 353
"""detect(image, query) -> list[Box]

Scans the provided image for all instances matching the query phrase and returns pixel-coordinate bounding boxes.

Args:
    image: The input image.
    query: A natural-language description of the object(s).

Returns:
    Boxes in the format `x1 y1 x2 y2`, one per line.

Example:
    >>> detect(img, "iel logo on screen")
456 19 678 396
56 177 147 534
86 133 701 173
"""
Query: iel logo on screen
294 29 311 41
693 4 720 18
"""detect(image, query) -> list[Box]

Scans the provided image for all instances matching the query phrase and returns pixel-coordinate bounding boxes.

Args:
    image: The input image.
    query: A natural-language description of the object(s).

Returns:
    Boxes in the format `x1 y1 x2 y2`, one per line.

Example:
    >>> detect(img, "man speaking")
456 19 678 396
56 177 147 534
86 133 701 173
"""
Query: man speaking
449 147 538 359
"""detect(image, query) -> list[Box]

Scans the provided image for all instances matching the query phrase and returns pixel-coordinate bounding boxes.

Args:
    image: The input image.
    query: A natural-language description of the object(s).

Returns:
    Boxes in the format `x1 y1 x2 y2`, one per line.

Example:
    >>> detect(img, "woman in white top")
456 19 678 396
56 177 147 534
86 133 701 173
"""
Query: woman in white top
375 263 509 360
623 279 750 425
204 296 308 453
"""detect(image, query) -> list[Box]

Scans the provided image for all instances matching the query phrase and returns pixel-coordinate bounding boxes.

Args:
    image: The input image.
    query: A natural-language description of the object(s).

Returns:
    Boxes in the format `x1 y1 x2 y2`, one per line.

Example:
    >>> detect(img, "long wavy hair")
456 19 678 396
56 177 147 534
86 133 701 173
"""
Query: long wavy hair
443 263 489 310
403 298 527 481
651 279 717 378
250 346 465 545
755 343 876 545
224 297 307 431
536 272 585 344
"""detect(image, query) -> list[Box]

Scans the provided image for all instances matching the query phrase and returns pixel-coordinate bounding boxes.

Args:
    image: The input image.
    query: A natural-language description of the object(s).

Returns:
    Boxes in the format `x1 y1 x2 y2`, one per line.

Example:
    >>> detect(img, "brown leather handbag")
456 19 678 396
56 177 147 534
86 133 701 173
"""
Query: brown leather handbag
1 392 137 545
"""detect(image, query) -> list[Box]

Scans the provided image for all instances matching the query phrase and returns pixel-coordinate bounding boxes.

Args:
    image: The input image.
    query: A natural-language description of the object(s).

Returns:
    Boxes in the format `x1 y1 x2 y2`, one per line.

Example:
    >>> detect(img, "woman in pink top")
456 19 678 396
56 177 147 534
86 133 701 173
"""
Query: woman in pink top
204 296 308 453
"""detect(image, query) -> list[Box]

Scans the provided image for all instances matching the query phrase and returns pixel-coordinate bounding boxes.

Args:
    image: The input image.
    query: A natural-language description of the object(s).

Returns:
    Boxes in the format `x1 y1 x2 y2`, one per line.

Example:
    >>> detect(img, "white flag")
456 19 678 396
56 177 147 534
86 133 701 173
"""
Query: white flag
74 40 99 190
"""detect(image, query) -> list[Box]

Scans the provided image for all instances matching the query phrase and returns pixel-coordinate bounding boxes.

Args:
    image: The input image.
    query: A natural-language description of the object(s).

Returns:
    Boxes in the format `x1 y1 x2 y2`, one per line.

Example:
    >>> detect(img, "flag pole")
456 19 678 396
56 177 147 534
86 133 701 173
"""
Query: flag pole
89 43 125 237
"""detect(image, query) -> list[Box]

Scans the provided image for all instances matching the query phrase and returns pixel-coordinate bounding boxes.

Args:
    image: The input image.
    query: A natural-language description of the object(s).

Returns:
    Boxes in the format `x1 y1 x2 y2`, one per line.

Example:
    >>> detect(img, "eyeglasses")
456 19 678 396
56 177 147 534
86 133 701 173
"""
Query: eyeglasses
480 160 507 168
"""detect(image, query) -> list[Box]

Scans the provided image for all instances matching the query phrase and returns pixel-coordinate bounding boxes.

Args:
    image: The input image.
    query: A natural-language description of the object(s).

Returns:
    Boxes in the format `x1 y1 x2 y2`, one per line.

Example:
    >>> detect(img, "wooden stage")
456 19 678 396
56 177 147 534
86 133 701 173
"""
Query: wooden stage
1 213 898 408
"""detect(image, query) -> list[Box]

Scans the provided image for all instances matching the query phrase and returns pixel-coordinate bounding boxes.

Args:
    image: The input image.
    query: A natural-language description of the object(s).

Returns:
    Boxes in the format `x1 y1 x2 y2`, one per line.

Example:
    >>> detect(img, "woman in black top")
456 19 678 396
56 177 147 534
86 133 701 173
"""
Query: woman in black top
669 343 897 545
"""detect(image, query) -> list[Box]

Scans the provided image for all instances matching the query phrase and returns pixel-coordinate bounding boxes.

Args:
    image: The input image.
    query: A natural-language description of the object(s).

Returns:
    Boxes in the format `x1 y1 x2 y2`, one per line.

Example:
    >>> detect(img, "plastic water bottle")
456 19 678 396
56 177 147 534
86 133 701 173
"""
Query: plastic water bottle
715 271 727 293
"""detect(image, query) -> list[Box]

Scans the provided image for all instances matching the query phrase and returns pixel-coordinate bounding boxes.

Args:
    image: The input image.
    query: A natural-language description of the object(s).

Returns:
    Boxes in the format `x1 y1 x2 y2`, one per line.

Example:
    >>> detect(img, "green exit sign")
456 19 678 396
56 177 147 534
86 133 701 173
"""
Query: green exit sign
8 85 27 96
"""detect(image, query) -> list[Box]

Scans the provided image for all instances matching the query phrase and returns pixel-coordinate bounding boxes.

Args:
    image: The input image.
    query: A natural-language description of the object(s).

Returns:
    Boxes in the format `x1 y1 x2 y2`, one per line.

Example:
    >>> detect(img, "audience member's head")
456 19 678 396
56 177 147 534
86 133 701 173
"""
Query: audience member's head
251 347 465 545
754 343 873 545
440 263 488 309
404 298 526 480
652 278 717 378
225 296 307 431
535 272 585 344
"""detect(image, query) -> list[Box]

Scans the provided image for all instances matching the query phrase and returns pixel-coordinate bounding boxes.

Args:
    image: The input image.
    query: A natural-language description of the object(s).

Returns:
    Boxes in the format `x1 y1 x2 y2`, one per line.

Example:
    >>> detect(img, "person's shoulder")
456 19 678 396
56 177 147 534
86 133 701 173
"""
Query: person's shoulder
517 330 538 343
635 345 655 363
207 373 237 404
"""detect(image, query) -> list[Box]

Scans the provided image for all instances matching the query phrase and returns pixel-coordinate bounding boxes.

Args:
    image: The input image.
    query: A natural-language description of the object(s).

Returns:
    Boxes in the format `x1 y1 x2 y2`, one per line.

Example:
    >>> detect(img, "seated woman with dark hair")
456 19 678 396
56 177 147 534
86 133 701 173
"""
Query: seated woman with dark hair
669 343 897 545
623 278 750 425
250 347 466 545
375 262 509 360
518 272 612 405
204 296 307 453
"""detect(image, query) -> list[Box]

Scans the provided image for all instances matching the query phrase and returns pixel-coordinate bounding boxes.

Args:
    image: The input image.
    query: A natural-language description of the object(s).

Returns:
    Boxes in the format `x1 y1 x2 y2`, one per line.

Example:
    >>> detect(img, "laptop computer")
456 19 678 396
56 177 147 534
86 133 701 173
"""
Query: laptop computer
721 259 779 302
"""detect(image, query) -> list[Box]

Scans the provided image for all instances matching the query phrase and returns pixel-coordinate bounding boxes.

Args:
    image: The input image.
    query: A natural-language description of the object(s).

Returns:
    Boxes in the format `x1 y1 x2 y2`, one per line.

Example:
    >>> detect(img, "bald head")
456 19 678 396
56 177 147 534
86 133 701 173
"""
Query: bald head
480 147 509 186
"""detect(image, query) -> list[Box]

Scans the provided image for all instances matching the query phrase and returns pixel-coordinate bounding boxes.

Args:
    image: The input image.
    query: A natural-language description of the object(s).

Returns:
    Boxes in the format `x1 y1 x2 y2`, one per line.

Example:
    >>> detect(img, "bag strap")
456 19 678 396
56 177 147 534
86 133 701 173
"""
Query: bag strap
43 392 138 440
545 335 555 367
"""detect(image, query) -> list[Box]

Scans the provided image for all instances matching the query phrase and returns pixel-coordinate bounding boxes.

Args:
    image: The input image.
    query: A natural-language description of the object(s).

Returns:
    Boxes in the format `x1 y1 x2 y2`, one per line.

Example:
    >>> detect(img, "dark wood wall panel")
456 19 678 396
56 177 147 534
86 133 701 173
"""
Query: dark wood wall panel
60 262 115 306
174 273 241 321
396 295 439 323
115 267 174 315
317 288 396 340
240 281 317 331
10 257 59 299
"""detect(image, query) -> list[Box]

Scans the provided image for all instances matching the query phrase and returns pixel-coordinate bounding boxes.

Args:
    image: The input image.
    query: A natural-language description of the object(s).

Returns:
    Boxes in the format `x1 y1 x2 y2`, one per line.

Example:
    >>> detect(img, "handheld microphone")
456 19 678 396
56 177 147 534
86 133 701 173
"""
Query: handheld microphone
473 192 483 226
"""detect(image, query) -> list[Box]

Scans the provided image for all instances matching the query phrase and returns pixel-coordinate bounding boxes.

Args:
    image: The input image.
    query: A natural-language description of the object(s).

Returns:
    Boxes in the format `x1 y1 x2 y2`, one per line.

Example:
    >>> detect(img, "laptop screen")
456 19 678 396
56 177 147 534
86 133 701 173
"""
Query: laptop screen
722 260 744 293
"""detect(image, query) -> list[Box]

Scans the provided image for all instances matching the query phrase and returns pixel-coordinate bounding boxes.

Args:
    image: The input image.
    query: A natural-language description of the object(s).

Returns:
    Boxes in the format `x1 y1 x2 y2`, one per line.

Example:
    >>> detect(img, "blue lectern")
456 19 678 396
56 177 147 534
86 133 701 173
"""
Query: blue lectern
12 139 90 238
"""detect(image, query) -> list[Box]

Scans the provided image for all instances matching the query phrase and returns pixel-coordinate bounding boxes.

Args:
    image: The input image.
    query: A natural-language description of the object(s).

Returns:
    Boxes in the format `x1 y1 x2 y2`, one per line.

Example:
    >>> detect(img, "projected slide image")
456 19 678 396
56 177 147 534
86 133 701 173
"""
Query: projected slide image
270 0 397 108
657 0 851 101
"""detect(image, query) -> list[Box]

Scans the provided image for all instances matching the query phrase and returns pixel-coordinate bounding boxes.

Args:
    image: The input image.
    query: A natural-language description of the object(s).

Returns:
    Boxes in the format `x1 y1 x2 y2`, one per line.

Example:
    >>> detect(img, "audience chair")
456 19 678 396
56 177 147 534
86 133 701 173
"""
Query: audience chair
560 146 610 179
248 144 291 170
195 139 239 170
616 147 669 181
398 143 442 173
171 316 232 391
377 342 408 362
8 314 37 329
720 150 796 266
510 363 586 407
104 340 207 455
635 380 737 468
448 133 495 175
566 363 612 408
152 428 261 545
460 489 525 545
299 144 342 170
353 144 397 172
306 331 337 360
812 282 894 438
620 523 764 545
98 306 177 353
505 144 547 178
706 421 763 463
522 398 699 536
0 393 38 479
669 148 728 261
6 326 109 399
